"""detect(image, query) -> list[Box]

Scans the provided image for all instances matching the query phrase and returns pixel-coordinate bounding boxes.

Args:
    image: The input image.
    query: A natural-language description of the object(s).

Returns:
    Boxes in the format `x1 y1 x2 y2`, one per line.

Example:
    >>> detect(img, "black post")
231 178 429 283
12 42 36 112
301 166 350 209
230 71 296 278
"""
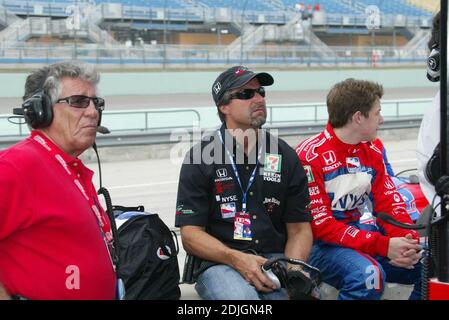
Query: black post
436 0 449 282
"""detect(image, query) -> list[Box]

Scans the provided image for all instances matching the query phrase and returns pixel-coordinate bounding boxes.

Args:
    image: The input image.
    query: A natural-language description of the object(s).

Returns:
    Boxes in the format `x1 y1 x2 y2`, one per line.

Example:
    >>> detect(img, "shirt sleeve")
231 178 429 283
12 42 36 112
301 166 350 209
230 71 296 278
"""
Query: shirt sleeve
0 160 31 240
283 150 312 223
371 156 419 240
300 158 390 257
174 150 212 228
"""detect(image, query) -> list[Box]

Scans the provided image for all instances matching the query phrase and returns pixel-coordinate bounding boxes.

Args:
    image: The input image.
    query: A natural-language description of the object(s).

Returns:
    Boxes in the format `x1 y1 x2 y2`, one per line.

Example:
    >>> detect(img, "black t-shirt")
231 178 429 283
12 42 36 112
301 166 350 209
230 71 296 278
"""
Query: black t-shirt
175 125 311 253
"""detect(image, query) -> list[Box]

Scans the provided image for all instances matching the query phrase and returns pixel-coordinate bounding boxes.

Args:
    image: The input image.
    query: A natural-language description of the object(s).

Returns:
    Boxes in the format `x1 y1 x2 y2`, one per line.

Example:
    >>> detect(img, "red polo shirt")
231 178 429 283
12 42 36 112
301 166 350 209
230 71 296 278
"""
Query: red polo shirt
0 131 116 299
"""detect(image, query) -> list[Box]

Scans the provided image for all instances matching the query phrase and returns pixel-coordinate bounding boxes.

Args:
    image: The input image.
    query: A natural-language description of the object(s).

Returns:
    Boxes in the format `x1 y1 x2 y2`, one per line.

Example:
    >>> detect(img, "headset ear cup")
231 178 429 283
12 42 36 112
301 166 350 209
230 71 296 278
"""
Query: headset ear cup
426 143 441 186
427 47 440 82
22 92 53 129
41 93 53 127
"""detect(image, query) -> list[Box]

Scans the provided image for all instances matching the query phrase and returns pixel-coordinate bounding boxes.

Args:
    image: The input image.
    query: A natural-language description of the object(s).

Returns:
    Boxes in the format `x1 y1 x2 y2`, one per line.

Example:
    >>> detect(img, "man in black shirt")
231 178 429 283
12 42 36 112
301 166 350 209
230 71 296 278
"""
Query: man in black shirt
175 66 312 300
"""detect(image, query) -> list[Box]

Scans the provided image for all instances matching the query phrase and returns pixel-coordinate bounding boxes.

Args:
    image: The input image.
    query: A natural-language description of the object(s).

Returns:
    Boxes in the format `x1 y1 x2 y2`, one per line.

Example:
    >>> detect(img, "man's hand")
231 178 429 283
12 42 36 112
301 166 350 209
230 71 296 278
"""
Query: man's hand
0 283 10 300
387 234 422 269
230 252 278 293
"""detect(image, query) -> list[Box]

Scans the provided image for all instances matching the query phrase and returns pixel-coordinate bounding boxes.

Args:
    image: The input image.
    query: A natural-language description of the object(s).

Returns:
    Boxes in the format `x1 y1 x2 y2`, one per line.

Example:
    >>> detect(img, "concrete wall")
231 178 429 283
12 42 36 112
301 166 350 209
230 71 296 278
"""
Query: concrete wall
80 127 420 164
0 67 436 98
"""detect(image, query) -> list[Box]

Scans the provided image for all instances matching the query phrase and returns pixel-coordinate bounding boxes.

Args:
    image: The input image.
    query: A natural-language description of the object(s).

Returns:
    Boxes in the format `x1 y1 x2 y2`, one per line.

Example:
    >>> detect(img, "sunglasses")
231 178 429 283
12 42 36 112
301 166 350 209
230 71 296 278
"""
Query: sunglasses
229 87 266 100
57 95 105 111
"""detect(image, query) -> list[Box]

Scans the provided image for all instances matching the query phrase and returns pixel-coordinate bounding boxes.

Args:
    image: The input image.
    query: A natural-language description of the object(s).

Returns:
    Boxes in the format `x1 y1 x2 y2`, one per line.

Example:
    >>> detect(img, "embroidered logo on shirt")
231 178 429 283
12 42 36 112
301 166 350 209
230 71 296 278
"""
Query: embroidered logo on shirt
322 151 336 166
220 202 236 219
346 157 361 173
156 245 172 260
304 165 314 183
264 153 282 173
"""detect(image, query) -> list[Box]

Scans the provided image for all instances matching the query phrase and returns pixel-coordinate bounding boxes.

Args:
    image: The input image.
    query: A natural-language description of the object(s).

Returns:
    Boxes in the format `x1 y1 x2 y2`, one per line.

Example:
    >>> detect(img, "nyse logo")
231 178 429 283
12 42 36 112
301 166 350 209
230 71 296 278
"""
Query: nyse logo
322 151 336 166
216 168 227 178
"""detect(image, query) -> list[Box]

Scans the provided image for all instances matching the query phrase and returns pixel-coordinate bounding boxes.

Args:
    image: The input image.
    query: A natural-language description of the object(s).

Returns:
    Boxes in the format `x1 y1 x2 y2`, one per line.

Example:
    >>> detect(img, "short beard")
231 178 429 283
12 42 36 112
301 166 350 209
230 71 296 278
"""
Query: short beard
250 115 266 128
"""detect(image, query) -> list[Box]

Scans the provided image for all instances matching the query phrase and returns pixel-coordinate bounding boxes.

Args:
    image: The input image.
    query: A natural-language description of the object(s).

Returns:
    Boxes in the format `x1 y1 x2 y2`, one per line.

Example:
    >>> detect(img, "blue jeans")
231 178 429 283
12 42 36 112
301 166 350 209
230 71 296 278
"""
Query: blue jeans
310 224 422 300
195 253 289 300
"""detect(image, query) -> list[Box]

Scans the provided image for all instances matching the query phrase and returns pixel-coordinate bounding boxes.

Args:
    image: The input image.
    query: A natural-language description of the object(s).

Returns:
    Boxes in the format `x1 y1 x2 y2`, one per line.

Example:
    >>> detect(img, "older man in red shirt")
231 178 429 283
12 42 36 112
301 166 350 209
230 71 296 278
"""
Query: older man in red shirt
0 61 116 300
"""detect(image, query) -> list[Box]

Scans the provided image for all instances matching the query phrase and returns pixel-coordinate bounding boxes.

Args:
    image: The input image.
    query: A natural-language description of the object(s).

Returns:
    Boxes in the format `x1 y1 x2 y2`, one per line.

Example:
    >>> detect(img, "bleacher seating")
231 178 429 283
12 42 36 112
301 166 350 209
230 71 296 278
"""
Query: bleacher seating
281 0 360 15
95 0 187 9
197 0 276 12
355 0 429 16
281 0 430 17
405 0 439 14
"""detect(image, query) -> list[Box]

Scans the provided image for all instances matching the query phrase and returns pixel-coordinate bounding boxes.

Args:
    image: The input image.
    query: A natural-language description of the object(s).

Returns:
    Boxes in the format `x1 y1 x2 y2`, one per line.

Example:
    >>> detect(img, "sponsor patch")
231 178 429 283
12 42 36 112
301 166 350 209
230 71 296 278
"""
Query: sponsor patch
220 202 236 219
263 197 281 213
310 198 324 205
322 151 336 165
176 205 195 215
304 165 314 183
263 171 281 183
309 186 320 196
264 153 282 173
384 179 395 190
156 245 172 260
347 227 360 238
323 162 343 172
216 168 228 178
346 157 361 173
221 195 238 203
215 182 223 194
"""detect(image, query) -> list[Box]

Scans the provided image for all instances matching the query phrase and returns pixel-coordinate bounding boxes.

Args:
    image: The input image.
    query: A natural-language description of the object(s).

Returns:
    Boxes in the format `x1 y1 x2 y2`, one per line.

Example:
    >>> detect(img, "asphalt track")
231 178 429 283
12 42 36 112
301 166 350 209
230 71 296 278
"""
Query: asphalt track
0 86 437 113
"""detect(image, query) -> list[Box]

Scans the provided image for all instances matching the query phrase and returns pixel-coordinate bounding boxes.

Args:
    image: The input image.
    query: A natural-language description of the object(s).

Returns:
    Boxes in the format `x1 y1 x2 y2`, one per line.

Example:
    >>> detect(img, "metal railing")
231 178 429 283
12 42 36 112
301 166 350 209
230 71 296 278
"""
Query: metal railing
0 43 429 66
0 98 432 140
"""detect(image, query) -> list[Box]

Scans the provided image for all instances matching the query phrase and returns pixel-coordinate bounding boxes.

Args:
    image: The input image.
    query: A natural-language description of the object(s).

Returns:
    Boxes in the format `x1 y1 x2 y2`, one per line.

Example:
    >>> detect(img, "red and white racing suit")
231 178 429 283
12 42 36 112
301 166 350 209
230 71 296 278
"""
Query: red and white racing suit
296 123 418 257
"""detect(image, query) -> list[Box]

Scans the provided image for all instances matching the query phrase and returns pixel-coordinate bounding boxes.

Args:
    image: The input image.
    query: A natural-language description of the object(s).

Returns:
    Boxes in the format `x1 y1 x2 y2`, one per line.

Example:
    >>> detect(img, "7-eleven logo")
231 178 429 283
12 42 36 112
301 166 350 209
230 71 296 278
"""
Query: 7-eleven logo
264 153 282 173
304 165 314 183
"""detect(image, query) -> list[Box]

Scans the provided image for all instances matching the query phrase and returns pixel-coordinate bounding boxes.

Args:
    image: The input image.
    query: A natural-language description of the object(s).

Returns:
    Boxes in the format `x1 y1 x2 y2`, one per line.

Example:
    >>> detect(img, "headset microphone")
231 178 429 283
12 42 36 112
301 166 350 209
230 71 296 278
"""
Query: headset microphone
97 125 110 134
12 108 24 116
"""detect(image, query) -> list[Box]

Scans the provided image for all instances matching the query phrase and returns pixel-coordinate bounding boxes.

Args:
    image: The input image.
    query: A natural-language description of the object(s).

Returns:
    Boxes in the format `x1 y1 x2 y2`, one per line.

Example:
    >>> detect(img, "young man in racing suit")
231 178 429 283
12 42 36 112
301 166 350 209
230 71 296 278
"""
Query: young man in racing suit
296 78 422 300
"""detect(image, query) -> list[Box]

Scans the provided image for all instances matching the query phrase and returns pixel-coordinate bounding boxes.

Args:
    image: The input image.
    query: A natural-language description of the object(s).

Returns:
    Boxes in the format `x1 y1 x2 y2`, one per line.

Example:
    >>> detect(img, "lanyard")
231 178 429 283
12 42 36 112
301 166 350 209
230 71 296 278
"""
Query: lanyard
218 130 263 213
32 132 115 270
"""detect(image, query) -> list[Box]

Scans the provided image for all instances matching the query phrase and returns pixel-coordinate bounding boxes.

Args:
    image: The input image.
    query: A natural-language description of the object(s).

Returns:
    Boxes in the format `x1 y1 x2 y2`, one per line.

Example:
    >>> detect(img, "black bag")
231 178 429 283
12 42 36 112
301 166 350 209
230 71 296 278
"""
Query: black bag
113 205 181 300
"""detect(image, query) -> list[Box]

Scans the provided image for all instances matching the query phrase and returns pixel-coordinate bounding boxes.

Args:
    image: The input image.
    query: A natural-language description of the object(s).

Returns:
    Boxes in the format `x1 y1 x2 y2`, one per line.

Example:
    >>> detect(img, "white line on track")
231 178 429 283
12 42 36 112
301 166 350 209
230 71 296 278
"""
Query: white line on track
108 181 178 190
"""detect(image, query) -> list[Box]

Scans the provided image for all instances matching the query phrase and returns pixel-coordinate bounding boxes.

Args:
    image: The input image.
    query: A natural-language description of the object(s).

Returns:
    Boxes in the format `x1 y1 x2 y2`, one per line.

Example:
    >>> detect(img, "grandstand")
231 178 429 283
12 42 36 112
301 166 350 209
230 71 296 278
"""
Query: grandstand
0 0 437 67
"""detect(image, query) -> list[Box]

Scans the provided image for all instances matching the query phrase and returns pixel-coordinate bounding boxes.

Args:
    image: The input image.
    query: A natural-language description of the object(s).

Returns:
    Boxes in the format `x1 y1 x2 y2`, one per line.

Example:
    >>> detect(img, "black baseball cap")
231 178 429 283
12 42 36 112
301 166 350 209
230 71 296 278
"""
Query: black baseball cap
212 66 274 106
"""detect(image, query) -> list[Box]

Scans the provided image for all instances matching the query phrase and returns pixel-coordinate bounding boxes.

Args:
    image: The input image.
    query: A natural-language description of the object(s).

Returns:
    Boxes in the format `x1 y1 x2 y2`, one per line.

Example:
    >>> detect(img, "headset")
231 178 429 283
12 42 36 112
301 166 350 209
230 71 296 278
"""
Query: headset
427 43 440 82
13 90 104 129
425 143 441 187
13 91 53 129
261 256 321 300
424 142 449 196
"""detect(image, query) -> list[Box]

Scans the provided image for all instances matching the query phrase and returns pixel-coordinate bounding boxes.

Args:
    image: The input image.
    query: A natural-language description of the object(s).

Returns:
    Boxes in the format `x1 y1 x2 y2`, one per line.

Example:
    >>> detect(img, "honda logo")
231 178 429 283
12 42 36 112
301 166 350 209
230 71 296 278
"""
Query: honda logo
322 151 336 166
216 168 227 178
384 179 395 190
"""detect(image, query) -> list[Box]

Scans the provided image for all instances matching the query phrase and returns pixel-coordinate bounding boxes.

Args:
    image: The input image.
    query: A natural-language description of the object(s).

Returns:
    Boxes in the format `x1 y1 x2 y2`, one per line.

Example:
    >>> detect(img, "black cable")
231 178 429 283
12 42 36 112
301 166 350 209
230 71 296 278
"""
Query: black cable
395 168 418 177
92 142 121 268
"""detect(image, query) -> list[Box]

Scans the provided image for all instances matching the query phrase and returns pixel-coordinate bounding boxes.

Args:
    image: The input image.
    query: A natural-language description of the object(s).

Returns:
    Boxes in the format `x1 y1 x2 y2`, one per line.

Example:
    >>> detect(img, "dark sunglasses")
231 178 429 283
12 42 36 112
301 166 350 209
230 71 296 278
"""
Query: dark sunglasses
229 87 266 100
57 95 105 111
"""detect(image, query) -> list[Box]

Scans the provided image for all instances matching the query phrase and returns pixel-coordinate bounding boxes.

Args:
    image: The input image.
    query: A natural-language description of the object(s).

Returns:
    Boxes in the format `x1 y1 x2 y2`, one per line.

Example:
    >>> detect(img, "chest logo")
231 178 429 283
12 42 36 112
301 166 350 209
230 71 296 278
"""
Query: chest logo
322 151 336 166
216 168 228 178
264 153 282 173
